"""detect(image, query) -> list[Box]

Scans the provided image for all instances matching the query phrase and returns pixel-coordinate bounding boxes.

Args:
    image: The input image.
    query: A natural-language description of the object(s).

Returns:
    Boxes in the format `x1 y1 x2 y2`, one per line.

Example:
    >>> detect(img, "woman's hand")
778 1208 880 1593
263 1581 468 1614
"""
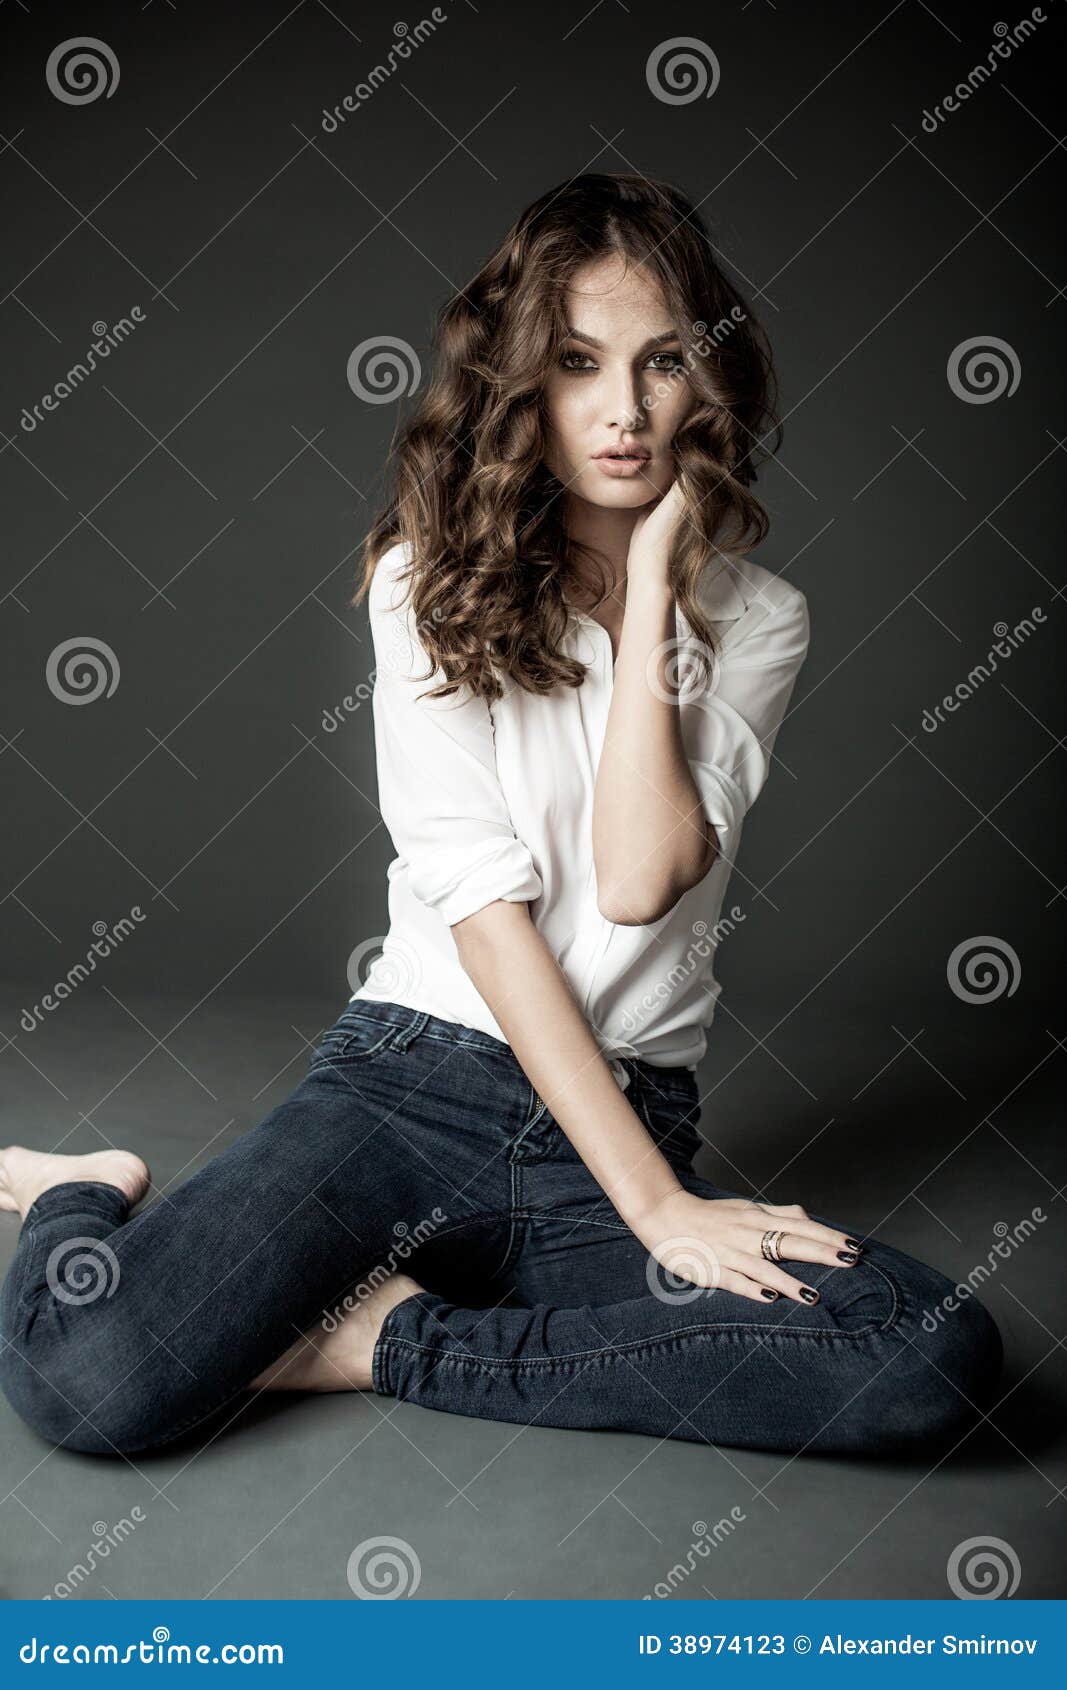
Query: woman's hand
629 1188 864 1305
625 478 690 581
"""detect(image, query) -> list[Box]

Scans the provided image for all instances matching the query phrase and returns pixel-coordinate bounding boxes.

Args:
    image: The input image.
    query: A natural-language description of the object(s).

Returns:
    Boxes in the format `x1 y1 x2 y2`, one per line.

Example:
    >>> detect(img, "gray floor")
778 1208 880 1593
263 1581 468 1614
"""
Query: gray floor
1 985 1062 1601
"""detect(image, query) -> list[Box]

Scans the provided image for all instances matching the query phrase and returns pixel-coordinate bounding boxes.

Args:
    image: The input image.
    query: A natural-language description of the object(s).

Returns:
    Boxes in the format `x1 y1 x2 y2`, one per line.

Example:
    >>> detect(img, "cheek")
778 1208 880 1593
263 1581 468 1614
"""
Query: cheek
543 383 590 462
658 382 697 434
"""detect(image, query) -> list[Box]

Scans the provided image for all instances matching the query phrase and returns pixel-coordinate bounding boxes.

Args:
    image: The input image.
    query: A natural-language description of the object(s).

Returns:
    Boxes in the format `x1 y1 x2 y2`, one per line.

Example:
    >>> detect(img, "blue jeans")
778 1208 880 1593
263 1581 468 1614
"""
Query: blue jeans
0 998 1003 1457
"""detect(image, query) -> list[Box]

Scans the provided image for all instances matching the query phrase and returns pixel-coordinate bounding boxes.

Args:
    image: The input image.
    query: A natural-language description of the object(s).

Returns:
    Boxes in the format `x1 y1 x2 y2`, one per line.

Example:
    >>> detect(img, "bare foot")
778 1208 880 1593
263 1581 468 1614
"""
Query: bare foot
251 1271 424 1393
0 1144 151 1221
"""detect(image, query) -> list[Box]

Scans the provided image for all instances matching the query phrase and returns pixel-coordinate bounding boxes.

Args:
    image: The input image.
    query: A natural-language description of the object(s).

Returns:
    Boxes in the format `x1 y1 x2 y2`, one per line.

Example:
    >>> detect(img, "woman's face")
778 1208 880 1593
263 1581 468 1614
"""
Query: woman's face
541 254 697 510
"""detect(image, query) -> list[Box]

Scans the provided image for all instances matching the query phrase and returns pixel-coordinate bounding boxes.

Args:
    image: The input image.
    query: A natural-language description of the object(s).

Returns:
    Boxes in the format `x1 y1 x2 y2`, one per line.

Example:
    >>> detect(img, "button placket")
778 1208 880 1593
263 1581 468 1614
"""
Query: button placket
556 613 613 1016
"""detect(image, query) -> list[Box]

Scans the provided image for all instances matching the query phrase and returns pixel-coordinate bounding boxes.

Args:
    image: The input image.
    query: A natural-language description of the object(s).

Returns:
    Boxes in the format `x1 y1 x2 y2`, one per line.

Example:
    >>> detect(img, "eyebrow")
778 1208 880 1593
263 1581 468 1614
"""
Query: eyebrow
563 326 681 354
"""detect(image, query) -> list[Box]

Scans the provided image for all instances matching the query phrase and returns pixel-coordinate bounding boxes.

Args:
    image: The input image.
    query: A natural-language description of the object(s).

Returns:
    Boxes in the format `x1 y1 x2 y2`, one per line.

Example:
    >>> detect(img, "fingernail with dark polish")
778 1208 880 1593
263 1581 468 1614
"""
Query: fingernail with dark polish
799 1287 819 1303
844 1238 864 1250
760 1288 780 1300
837 1250 859 1263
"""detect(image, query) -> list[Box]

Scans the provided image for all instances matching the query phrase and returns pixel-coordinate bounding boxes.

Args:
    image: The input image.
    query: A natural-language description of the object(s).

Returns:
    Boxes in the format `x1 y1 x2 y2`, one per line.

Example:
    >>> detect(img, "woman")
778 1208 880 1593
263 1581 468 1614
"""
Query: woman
0 173 1001 1458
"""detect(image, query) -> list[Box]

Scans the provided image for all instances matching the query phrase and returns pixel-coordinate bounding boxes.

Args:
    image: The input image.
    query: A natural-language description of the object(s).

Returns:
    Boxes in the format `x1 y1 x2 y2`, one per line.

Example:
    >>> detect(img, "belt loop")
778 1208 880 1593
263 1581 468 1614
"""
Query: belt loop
390 1010 428 1052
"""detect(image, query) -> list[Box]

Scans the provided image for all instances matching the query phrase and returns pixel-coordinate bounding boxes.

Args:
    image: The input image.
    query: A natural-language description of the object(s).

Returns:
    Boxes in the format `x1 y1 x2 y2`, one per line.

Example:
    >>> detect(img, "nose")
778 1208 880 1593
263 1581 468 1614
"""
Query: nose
604 365 646 433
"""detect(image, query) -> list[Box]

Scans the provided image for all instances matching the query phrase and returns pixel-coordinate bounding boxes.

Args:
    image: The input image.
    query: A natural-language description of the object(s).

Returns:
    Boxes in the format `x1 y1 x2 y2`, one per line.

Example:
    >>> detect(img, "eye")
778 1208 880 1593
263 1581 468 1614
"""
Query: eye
647 351 685 372
559 348 597 373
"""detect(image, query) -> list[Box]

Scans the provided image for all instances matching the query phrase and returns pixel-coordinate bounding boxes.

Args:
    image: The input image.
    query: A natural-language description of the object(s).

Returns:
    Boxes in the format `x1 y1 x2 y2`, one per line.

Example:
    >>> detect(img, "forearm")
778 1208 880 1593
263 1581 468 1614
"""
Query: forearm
592 570 715 924
452 900 682 1227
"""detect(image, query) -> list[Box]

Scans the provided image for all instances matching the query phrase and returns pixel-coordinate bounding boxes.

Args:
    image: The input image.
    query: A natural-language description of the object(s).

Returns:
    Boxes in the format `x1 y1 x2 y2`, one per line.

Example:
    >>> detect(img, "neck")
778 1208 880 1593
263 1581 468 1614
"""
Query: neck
563 492 645 611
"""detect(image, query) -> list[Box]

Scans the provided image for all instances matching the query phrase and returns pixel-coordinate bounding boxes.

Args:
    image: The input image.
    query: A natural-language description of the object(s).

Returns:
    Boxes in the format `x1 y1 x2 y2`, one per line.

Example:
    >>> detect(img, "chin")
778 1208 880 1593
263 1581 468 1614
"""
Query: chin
572 472 665 509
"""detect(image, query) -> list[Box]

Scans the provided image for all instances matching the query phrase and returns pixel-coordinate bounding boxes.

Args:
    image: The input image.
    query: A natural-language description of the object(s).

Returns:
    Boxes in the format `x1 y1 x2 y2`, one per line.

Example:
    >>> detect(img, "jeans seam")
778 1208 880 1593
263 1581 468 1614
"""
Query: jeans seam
492 1168 526 1282
21 1185 130 1227
394 1024 516 1060
11 1226 38 1319
380 1317 896 1376
372 1325 392 1395
380 1249 906 1382
306 1030 397 1072
518 1207 631 1233
505 1085 551 1162
12 1187 133 1318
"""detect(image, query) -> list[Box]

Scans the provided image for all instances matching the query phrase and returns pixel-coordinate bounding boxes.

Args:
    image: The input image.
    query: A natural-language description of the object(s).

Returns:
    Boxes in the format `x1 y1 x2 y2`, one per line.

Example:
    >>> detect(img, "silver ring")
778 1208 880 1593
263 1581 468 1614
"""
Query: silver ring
761 1228 785 1263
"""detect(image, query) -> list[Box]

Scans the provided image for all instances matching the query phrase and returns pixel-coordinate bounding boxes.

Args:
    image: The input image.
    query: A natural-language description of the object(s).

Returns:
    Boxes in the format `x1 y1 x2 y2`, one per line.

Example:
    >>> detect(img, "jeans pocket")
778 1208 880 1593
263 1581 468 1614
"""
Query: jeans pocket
307 1008 401 1072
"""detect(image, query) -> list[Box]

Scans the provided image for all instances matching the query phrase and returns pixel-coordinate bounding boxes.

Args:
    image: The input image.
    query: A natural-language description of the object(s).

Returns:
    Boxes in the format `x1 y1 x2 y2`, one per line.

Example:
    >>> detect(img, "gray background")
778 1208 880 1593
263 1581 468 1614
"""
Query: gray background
1 0 1063 1603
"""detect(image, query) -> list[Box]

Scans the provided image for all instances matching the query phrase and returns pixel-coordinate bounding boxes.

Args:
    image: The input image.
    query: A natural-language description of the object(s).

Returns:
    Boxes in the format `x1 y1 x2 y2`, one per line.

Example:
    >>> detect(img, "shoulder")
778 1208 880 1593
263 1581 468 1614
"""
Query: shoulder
693 550 809 659
366 537 417 618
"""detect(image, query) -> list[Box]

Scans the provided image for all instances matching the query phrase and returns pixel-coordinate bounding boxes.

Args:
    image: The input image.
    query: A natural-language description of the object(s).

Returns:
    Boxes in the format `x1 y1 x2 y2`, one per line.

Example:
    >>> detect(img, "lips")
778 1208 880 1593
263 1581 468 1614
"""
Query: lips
592 448 651 461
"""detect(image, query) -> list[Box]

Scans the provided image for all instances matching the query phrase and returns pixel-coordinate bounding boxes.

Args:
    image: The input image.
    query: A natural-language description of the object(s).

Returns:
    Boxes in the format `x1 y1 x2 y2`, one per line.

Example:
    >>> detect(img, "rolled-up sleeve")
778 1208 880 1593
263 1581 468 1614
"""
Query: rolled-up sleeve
683 583 810 863
366 544 543 926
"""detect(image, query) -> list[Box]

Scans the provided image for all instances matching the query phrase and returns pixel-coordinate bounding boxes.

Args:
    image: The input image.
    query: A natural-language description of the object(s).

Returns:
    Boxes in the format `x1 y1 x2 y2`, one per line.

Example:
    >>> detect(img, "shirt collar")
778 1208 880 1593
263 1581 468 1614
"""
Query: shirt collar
567 556 750 635
677 556 750 634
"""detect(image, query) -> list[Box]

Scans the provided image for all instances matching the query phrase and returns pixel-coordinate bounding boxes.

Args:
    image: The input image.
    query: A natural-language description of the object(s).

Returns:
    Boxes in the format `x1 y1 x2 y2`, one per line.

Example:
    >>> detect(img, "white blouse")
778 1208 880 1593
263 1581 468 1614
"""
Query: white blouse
350 539 810 1073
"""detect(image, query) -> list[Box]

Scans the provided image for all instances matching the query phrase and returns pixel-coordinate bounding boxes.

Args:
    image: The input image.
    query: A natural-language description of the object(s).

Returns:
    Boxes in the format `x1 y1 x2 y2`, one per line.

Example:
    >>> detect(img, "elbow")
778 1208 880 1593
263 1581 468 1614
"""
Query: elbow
595 884 680 927
596 832 720 927
451 896 533 963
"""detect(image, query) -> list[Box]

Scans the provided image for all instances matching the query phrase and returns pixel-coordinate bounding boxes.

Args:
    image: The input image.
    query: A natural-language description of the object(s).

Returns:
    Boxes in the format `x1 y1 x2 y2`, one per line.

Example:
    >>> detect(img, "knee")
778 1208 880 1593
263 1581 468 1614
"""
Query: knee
923 1284 1003 1416
0 1336 145 1457
882 1284 1004 1451
804 1216 1005 1453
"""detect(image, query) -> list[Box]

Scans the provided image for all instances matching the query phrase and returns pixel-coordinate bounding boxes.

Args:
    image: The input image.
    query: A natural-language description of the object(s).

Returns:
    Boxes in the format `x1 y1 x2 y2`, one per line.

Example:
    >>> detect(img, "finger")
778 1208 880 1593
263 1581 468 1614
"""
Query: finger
738 1212 863 1258
759 1201 869 1257
717 1199 864 1259
716 1247 822 1305
716 1266 794 1306
760 1234 864 1271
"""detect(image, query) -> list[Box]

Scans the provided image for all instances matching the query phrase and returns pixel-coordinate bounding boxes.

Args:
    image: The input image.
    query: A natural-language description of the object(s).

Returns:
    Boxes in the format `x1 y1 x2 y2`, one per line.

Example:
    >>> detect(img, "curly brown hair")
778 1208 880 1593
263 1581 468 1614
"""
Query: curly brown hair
348 170 781 702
